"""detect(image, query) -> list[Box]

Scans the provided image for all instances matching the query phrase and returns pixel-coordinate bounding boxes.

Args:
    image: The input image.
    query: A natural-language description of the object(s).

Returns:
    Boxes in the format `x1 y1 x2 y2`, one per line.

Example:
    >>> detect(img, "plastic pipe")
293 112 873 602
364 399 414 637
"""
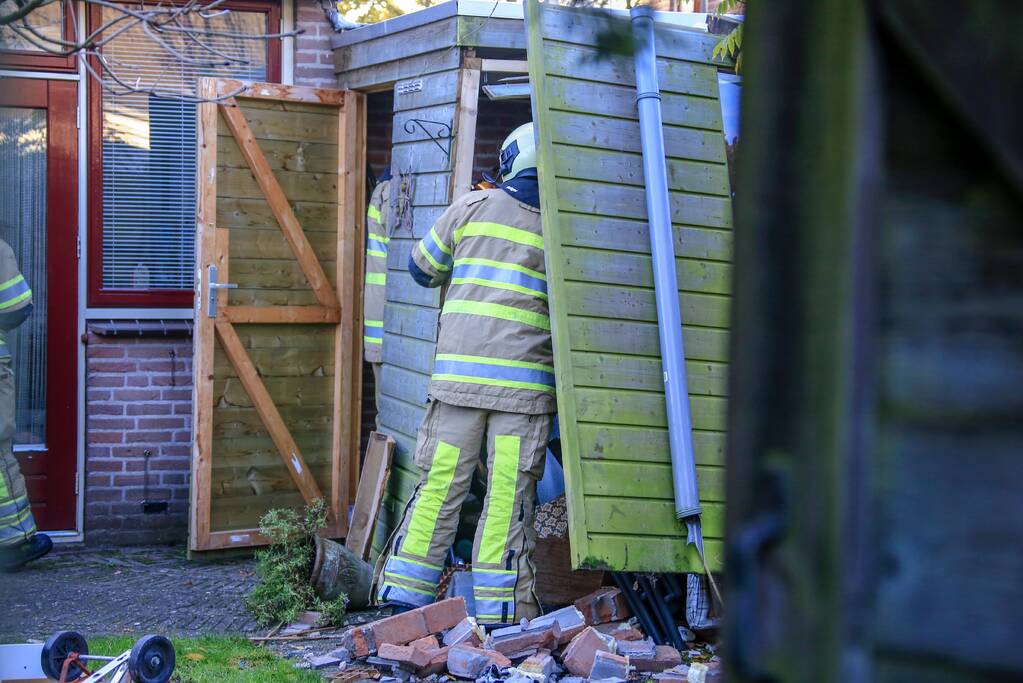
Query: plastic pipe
630 6 703 526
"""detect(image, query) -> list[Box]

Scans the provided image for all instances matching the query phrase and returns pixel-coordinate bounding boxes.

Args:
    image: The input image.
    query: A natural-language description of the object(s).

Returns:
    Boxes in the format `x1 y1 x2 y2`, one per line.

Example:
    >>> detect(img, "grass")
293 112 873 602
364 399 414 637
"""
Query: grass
88 635 321 683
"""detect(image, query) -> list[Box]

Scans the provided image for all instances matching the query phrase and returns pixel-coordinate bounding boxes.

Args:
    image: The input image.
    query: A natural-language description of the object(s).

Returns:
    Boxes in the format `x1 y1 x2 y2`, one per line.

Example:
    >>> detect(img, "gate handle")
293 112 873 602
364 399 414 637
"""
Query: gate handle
206 265 237 318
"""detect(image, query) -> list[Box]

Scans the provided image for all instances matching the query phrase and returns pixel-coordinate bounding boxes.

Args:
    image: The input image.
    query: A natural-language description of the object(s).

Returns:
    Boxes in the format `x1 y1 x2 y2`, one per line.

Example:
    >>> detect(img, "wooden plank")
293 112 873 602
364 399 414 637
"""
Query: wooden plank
377 394 426 440
567 318 729 362
563 281 731 329
227 227 337 261
388 270 443 307
230 258 337 290
213 376 334 408
571 351 729 396
411 172 453 208
583 535 723 573
456 16 526 50
577 424 727 467
553 145 730 197
228 104 339 144
336 19 457 73
549 110 726 165
214 348 334 379
540 41 720 98
212 405 334 439
217 137 338 174
219 99 341 310
383 302 440 343
220 306 340 324
580 461 726 503
216 167 338 204
584 499 726 538
191 78 220 551
481 58 529 73
390 140 453 174
217 80 346 105
337 48 462 90
558 213 733 261
562 247 732 295
450 59 481 200
214 320 326 506
557 177 732 229
543 75 723 132
379 364 430 407
391 103 459 144
346 431 395 560
381 332 437 375
393 70 461 113
217 198 338 233
336 89 365 515
575 388 728 431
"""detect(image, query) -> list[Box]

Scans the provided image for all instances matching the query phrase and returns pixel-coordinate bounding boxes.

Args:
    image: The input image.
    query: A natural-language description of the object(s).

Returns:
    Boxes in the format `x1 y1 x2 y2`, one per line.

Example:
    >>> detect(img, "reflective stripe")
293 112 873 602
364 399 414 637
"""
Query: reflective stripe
418 227 453 273
383 570 438 591
454 222 544 250
366 272 387 286
368 231 391 244
475 597 515 624
368 237 388 253
367 205 382 222
433 356 554 388
451 259 547 300
0 275 30 310
431 374 554 394
401 440 460 558
477 435 520 565
387 554 444 580
364 336 382 345
442 299 550 331
364 321 383 344
367 249 387 259
473 567 517 589
380 582 435 607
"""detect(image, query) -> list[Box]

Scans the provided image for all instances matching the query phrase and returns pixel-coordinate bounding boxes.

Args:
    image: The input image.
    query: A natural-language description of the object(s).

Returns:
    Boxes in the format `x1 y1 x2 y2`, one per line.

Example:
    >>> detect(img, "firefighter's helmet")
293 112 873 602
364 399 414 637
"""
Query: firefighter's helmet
498 122 537 182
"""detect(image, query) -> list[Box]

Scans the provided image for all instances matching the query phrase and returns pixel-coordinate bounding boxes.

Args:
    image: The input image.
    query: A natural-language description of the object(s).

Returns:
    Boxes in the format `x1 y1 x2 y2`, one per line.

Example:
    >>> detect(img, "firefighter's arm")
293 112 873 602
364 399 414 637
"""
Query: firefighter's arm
409 198 461 288
0 241 31 330
366 182 388 258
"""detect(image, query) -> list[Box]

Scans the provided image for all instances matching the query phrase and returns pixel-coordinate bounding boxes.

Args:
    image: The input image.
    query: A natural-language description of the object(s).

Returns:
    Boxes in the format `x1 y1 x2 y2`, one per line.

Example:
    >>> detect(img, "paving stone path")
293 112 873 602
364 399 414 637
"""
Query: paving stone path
0 544 261 642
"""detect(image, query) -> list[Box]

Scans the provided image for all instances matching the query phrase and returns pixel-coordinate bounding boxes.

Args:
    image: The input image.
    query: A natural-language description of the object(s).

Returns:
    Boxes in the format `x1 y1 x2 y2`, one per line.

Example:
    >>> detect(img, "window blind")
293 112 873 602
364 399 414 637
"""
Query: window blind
99 6 268 292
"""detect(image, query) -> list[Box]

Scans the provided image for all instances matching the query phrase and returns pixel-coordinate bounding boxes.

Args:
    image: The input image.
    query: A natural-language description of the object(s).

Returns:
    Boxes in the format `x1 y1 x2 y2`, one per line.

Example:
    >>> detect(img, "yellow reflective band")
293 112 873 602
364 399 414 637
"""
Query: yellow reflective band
450 277 547 300
383 571 436 590
367 249 387 259
363 336 383 345
366 273 387 285
478 435 521 565
367 205 382 222
434 354 553 373
0 290 30 311
429 226 452 256
368 231 390 244
401 440 460 558
392 555 443 571
431 374 554 394
454 222 543 250
442 299 550 331
365 320 383 328
454 258 545 281
381 581 435 597
418 240 448 273
0 275 23 290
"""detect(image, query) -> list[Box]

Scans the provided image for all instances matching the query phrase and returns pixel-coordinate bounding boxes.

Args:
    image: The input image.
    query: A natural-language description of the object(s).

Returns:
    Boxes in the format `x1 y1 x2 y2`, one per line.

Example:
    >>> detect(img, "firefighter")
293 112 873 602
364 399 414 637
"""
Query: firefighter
377 123 553 625
364 169 391 418
0 238 50 571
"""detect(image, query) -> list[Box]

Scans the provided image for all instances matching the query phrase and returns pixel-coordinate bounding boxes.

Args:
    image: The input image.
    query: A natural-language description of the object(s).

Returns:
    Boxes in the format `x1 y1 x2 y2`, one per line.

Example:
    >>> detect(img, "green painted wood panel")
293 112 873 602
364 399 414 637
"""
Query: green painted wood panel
528 0 733 573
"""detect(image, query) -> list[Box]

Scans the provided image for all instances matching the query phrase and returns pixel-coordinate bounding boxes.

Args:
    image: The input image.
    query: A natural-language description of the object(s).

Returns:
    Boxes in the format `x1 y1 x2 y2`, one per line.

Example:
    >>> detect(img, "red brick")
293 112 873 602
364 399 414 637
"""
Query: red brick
137 417 185 429
561 627 615 677
409 635 440 651
88 489 123 502
90 376 126 388
88 346 125 358
589 650 630 680
90 403 125 416
89 431 125 444
446 645 510 679
113 389 161 401
377 643 433 669
574 587 631 626
490 623 561 658
631 644 683 673
596 621 645 641
127 403 172 416
87 460 123 472
90 360 137 373
417 647 450 676
422 597 469 633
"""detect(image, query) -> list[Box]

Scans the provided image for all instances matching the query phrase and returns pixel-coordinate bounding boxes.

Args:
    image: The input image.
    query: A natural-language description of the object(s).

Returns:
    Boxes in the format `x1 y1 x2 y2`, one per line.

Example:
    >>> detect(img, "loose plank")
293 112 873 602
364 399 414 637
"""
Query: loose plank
346 432 395 560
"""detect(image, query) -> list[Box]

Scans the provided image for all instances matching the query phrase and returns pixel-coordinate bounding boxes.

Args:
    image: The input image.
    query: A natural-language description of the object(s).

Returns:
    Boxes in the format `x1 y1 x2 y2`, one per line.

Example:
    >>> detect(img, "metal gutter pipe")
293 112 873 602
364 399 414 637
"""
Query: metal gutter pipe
630 6 704 541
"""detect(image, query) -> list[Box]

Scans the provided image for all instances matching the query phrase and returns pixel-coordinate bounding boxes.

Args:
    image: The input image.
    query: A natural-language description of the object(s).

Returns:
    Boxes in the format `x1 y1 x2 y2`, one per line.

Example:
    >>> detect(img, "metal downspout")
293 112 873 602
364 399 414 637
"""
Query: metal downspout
630 6 704 550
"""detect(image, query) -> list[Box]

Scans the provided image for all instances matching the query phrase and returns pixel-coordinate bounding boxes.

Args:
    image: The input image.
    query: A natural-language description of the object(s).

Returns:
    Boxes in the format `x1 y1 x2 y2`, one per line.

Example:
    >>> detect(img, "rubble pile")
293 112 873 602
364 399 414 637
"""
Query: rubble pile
309 588 720 683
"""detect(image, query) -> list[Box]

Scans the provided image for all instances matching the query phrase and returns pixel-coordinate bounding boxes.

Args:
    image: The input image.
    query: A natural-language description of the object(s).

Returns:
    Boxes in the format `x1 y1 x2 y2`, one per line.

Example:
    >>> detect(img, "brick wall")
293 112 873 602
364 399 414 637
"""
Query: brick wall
294 0 337 88
84 331 193 545
472 98 534 181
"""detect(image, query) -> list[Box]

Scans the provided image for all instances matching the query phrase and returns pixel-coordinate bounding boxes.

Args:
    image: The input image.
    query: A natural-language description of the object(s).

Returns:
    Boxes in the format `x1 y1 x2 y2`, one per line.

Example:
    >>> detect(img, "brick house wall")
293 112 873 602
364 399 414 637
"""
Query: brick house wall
82 1 396 546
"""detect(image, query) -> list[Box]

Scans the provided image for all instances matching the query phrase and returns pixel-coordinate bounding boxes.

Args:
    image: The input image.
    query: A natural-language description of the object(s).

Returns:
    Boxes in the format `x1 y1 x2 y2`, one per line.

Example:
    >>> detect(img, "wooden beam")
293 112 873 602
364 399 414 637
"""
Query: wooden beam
216 79 346 105
220 306 341 324
214 320 326 506
219 98 341 310
480 58 529 73
451 58 482 199
346 432 395 560
190 78 220 552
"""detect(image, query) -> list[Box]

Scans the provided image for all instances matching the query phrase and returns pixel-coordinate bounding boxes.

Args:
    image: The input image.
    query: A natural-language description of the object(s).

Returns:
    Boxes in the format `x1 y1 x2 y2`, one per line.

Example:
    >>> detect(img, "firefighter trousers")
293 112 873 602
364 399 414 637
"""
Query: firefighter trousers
0 357 34 547
377 399 552 625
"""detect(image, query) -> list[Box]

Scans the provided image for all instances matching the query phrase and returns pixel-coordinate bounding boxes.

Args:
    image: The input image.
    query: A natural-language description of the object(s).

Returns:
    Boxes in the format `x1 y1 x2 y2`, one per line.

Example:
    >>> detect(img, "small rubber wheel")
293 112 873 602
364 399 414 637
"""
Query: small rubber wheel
40 630 89 681
128 635 175 683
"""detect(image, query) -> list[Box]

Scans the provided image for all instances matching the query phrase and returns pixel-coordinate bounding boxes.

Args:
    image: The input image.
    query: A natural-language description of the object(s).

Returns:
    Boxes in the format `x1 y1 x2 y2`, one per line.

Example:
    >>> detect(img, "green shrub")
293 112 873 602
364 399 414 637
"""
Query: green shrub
246 500 347 627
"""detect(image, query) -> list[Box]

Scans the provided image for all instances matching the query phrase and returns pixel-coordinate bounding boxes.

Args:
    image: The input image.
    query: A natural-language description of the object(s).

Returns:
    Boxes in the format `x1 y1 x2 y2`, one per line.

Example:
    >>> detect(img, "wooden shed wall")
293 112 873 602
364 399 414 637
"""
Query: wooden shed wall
528 1 733 573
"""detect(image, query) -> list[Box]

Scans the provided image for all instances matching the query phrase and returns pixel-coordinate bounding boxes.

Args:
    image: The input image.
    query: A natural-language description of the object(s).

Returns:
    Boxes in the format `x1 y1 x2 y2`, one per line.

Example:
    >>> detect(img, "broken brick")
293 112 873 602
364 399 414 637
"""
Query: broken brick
518 651 556 681
595 621 645 641
489 622 561 659
424 597 470 633
376 643 433 670
573 587 631 626
409 635 440 652
589 650 630 680
443 617 484 647
417 647 451 676
447 644 511 679
560 627 616 677
630 644 682 673
345 598 468 657
527 606 586 645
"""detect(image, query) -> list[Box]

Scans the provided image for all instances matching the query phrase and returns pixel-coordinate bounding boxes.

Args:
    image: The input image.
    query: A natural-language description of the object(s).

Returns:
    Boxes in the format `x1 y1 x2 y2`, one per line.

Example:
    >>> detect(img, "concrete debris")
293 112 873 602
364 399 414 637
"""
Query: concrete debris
560 627 617 677
308 653 346 670
517 651 557 681
588 650 630 681
574 588 631 626
446 644 512 679
630 644 683 673
526 606 586 646
443 617 484 648
594 621 644 642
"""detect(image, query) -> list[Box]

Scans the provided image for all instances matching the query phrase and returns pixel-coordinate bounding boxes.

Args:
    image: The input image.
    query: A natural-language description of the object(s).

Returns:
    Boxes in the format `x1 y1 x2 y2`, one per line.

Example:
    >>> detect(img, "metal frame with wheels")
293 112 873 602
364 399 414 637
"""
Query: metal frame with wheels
41 631 175 683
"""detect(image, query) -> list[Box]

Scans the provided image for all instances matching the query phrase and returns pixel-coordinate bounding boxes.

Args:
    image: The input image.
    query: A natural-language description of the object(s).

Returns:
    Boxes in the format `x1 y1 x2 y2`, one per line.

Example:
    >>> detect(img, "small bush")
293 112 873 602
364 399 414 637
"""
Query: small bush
246 500 347 627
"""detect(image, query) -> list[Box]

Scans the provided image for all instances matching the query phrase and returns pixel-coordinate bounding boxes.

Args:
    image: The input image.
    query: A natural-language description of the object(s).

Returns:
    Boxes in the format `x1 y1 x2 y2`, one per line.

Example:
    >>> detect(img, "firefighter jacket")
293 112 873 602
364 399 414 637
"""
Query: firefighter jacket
0 240 31 359
363 179 391 363
410 188 555 415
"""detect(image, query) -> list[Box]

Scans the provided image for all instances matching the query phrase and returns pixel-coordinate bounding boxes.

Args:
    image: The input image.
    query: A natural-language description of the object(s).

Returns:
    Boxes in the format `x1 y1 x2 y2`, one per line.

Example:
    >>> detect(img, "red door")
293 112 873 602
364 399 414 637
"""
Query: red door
0 77 79 531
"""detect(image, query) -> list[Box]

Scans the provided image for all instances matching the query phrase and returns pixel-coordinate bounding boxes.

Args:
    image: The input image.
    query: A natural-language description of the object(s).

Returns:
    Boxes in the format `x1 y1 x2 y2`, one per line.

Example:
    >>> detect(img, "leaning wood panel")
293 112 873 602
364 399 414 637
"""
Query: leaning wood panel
191 80 362 552
528 1 734 572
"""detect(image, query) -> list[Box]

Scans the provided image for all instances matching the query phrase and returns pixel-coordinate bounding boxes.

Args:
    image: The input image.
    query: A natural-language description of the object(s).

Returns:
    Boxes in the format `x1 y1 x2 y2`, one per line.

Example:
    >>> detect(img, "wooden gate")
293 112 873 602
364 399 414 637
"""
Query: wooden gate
190 79 365 551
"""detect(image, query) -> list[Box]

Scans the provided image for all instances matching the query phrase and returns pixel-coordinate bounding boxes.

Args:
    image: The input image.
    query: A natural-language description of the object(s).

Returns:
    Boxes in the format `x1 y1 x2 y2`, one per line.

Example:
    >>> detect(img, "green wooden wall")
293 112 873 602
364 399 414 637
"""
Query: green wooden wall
527 0 733 573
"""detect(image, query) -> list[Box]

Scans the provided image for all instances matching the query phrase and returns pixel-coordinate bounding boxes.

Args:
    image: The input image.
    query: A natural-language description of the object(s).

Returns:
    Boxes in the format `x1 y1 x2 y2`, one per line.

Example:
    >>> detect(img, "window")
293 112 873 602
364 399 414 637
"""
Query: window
88 0 281 306
0 0 76 72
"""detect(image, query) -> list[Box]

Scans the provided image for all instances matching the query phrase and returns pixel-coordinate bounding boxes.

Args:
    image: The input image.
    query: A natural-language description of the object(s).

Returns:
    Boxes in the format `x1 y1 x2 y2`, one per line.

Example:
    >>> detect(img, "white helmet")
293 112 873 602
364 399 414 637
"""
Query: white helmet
498 122 537 182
